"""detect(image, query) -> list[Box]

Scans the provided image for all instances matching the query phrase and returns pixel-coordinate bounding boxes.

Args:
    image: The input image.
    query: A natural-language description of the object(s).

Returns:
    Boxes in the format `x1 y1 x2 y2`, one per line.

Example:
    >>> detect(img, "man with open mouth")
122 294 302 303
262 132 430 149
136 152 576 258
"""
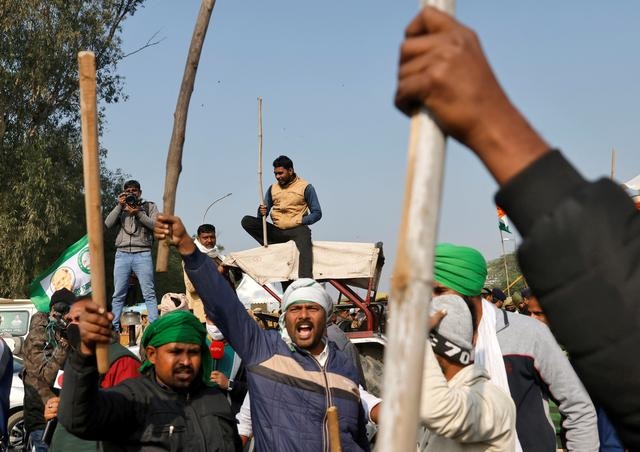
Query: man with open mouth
156 214 370 452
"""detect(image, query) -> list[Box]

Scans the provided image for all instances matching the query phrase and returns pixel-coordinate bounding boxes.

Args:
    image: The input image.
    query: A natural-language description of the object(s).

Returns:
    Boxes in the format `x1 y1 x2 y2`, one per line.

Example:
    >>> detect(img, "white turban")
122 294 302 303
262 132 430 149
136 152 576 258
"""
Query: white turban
279 279 333 348
281 278 333 316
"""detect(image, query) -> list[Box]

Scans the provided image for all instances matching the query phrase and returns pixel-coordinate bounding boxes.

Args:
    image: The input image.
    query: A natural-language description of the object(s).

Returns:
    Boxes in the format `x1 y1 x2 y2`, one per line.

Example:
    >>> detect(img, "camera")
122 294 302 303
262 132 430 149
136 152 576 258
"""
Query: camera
50 302 70 336
124 193 141 208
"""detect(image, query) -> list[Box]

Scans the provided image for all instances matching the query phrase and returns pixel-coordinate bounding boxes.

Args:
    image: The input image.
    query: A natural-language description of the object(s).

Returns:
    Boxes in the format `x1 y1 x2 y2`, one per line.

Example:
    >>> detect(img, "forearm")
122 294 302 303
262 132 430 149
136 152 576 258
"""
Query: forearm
183 249 267 364
257 188 273 216
420 345 462 428
104 205 122 228
136 202 157 230
34 346 67 402
468 99 550 187
136 212 155 230
302 185 322 225
59 351 134 439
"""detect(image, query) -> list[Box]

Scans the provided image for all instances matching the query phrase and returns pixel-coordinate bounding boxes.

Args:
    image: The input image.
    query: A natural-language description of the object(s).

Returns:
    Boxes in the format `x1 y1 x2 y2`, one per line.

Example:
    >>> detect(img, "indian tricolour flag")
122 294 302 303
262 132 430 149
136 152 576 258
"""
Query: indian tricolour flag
497 207 511 233
29 235 92 312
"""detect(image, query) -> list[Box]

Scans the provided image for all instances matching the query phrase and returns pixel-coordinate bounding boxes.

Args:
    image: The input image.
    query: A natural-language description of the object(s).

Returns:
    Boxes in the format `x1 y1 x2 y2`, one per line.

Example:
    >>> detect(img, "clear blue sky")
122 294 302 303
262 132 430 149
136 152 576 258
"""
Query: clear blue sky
101 1 640 290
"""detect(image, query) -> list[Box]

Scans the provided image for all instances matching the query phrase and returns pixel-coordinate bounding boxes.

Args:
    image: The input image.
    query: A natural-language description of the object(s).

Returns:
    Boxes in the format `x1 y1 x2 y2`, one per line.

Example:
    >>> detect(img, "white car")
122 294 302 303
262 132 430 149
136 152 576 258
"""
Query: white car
8 355 25 451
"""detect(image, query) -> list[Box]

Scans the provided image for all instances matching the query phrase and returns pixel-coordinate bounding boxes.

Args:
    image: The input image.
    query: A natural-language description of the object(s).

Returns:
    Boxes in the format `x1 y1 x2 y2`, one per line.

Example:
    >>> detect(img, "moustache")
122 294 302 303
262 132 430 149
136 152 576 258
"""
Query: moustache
173 365 195 374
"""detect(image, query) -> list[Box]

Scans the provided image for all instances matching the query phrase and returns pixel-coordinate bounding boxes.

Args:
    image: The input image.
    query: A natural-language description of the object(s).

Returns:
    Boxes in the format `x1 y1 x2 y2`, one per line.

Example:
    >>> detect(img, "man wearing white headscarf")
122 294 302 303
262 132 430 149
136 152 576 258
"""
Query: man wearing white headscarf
183 224 223 321
156 214 370 452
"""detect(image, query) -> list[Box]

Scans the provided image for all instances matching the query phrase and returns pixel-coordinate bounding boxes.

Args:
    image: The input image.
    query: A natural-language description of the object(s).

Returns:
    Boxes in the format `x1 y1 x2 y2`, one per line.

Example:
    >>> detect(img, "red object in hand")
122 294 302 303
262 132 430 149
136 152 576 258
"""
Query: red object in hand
209 341 225 360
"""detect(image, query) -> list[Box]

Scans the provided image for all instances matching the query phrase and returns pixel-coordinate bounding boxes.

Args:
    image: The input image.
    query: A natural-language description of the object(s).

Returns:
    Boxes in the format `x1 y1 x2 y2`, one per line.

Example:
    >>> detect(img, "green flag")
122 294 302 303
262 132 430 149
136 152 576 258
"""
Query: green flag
29 235 92 312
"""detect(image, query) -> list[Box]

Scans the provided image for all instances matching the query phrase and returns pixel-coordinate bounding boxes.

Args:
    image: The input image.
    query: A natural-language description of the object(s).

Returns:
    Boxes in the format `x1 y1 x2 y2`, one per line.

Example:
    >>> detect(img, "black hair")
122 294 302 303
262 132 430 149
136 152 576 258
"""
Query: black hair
272 155 293 170
197 224 216 235
123 179 141 190
520 287 533 299
462 295 478 334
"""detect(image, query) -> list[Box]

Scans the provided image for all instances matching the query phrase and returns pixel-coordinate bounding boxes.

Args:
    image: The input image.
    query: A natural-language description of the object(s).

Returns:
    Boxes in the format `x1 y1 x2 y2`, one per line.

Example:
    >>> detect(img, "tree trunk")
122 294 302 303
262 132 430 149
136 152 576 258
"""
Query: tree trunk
157 0 217 272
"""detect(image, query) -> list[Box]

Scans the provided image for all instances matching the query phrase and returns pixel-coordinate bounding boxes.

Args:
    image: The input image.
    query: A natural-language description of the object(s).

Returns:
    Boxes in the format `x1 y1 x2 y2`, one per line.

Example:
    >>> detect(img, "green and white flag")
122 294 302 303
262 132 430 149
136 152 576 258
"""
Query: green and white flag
29 235 92 312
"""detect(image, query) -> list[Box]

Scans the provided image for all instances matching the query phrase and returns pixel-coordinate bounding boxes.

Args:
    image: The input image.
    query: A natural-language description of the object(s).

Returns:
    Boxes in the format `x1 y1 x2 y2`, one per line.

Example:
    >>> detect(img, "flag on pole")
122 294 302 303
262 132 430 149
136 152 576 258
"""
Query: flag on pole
497 207 512 233
28 235 92 312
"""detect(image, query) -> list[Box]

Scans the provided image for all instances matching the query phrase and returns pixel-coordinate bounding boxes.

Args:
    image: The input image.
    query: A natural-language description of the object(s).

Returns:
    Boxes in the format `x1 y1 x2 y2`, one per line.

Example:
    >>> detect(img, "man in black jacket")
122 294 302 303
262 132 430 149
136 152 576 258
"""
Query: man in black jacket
58 307 241 451
394 6 640 448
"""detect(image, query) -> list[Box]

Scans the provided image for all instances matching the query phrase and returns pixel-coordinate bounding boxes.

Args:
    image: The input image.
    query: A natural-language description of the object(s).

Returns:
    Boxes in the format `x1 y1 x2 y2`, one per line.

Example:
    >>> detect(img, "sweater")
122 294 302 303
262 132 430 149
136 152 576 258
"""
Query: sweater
419 345 516 451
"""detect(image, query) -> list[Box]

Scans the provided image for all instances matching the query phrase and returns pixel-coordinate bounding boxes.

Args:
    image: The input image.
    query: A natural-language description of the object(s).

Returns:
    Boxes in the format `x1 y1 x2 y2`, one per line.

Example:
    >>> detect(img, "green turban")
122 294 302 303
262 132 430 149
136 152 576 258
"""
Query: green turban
139 310 213 386
434 243 487 296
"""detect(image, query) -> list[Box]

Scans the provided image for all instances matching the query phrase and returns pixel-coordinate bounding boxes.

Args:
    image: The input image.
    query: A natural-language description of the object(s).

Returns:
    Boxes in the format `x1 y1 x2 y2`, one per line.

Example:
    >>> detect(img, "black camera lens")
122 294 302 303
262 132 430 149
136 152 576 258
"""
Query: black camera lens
125 194 138 206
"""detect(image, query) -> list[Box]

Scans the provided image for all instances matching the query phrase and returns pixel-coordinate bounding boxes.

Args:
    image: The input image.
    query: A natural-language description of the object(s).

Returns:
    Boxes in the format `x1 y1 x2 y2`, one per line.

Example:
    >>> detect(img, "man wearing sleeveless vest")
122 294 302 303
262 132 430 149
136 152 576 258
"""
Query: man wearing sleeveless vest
242 155 322 278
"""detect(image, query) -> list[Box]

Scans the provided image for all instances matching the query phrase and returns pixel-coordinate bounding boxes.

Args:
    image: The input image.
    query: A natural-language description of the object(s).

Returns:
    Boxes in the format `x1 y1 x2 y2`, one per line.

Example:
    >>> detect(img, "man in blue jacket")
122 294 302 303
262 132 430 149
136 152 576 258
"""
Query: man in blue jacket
156 214 369 452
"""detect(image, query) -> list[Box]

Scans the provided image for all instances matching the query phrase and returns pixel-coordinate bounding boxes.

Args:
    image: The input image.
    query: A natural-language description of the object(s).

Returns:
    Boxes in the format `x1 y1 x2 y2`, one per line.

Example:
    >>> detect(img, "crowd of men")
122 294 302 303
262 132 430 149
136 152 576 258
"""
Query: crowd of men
9 5 640 452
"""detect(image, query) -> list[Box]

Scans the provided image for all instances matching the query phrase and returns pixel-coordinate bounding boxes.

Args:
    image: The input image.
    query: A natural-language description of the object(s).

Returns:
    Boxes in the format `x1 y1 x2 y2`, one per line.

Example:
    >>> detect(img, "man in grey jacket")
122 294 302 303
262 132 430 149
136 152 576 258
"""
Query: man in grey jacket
105 179 159 331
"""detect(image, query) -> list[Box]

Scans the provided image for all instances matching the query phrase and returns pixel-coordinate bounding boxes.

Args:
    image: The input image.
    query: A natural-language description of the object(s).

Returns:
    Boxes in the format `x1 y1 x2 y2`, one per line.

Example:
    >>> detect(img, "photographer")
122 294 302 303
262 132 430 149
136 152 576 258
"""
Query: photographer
22 289 75 451
105 179 159 332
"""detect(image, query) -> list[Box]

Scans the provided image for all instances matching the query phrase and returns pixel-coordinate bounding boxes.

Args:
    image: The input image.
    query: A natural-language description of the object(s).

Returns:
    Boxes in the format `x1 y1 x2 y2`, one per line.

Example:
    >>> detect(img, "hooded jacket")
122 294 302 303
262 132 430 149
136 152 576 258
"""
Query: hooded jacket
419 345 515 451
104 201 157 252
494 307 598 451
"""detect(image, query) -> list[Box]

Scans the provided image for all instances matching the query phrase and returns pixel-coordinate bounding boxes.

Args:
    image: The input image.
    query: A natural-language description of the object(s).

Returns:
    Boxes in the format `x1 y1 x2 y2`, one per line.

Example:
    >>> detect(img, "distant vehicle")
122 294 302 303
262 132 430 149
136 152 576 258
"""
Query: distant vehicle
222 241 388 393
8 355 25 451
0 299 39 357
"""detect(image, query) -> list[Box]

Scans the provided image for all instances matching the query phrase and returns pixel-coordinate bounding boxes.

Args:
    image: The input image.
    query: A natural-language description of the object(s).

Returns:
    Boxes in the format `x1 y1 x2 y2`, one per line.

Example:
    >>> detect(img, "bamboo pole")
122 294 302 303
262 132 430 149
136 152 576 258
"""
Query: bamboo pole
611 148 616 179
377 1 455 451
499 229 511 297
505 274 524 292
326 406 342 452
258 97 268 246
78 51 109 374
157 0 217 271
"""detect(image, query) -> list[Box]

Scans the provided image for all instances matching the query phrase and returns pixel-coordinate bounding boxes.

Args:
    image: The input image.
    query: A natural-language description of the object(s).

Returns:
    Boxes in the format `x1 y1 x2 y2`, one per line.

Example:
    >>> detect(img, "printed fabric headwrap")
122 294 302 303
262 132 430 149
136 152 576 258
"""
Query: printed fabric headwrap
434 243 487 296
140 310 213 386
278 278 333 350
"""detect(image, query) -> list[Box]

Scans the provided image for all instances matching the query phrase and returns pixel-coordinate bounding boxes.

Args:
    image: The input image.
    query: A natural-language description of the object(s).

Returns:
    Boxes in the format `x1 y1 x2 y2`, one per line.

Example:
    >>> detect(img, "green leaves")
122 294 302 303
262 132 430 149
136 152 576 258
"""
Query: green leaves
0 0 145 297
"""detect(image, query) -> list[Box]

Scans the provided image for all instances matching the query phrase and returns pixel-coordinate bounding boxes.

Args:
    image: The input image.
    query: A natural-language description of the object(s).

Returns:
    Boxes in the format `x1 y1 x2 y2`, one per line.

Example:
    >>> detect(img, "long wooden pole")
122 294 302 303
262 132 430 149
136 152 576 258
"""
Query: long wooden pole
611 148 616 179
499 229 511 297
326 406 342 452
78 51 109 374
377 1 455 451
258 97 268 246
157 0 217 271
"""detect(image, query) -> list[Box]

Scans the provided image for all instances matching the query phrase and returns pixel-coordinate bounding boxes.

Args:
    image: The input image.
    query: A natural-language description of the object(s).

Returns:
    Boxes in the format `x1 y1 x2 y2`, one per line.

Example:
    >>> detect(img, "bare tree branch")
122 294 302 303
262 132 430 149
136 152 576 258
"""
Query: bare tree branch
122 29 166 59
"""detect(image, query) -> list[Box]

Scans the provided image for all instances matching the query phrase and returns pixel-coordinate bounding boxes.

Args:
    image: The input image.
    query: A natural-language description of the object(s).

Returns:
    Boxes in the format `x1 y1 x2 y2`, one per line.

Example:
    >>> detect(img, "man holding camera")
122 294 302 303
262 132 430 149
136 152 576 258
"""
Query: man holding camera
105 179 159 331
22 288 75 451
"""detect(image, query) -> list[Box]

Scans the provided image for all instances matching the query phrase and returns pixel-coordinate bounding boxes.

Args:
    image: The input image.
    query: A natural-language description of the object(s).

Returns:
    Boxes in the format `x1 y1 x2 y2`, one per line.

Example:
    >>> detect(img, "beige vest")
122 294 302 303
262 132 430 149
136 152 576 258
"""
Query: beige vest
270 176 309 229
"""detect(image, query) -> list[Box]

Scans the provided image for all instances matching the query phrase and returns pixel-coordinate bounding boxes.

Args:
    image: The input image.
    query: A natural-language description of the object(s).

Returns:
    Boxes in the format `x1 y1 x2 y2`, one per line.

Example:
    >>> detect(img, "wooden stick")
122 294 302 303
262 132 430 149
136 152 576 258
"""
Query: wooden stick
499 228 511 297
78 51 109 374
157 0 217 271
377 1 455 451
258 97 268 246
611 148 616 179
326 406 342 452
